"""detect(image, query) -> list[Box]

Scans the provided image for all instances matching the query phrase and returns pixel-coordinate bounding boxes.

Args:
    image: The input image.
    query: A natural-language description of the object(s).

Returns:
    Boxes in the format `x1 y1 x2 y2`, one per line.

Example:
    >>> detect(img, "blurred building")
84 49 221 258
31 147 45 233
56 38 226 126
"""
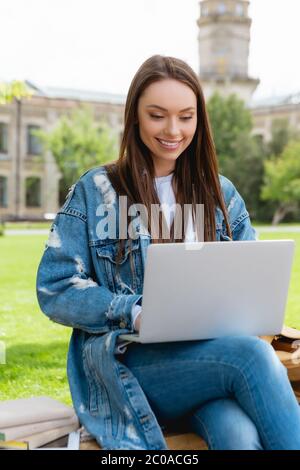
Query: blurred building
197 1 300 142
0 85 124 220
197 0 259 103
1 0 300 220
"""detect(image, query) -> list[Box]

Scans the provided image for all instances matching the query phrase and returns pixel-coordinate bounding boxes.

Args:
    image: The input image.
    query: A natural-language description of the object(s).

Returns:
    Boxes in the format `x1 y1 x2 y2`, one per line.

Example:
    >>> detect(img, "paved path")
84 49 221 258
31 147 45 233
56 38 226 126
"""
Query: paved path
5 229 49 236
4 226 300 236
255 226 300 233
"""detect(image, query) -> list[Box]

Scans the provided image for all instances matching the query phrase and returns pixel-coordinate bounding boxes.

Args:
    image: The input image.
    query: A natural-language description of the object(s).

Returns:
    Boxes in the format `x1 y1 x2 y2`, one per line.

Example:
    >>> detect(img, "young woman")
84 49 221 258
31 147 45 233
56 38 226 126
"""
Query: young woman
36 55 300 450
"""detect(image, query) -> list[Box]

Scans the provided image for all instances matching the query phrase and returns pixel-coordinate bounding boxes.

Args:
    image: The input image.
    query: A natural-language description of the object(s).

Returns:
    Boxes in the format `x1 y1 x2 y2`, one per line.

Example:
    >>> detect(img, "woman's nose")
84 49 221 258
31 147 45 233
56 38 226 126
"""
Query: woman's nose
164 118 181 137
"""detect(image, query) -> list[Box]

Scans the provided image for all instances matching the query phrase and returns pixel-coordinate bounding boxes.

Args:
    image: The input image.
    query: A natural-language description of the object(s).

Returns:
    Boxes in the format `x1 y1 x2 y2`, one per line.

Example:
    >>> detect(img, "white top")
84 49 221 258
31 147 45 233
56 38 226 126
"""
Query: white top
131 172 197 330
154 172 197 242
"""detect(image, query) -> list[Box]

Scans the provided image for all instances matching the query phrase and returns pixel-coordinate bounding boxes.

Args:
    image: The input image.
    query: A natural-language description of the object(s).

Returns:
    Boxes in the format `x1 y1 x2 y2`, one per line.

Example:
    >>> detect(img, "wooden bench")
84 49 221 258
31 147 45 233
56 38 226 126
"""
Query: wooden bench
80 431 208 451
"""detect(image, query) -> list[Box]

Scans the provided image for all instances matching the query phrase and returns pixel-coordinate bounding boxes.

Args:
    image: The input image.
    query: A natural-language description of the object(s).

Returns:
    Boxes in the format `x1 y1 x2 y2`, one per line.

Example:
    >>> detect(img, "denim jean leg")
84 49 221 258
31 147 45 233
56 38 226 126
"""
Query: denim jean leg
188 398 264 450
118 336 300 449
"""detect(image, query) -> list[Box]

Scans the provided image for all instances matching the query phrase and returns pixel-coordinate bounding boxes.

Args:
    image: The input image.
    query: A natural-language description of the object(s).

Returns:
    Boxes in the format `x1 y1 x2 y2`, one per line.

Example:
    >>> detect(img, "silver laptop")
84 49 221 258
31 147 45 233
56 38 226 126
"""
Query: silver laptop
119 240 295 344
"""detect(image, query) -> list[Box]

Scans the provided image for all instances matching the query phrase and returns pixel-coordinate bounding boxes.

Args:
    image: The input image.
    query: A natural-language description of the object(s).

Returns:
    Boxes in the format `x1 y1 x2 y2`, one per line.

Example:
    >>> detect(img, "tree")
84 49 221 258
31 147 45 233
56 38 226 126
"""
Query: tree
0 80 33 229
0 80 32 104
207 92 267 221
36 105 118 202
268 118 300 158
261 140 300 224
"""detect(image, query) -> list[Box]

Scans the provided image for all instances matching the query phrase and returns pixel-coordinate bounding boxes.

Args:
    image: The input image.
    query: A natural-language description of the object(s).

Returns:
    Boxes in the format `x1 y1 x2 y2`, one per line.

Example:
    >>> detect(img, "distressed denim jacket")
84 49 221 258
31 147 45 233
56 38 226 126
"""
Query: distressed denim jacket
36 166 257 450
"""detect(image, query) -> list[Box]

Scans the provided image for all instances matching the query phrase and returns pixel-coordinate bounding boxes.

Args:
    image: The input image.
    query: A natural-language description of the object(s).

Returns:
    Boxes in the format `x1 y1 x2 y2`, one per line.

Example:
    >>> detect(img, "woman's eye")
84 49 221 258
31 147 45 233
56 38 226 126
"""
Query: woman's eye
150 115 192 120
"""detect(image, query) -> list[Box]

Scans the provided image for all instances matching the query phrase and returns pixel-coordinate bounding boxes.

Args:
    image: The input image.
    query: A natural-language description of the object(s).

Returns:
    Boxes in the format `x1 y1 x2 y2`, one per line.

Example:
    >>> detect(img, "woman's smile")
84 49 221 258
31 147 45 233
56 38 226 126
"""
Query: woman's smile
155 137 184 151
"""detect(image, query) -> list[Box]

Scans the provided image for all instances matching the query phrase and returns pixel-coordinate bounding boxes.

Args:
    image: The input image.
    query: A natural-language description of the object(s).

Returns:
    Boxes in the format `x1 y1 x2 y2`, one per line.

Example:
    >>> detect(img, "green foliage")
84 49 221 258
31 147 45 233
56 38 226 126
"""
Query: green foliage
262 141 300 204
36 105 118 199
268 118 300 157
207 92 253 158
207 92 267 220
0 80 33 104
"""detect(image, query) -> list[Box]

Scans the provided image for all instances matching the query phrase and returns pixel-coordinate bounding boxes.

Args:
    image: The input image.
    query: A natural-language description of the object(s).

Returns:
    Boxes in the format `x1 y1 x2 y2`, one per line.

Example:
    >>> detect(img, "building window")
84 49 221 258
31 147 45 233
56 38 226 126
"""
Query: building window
25 177 41 207
202 5 209 16
0 176 8 207
0 123 8 153
217 3 226 15
236 3 244 16
27 125 42 155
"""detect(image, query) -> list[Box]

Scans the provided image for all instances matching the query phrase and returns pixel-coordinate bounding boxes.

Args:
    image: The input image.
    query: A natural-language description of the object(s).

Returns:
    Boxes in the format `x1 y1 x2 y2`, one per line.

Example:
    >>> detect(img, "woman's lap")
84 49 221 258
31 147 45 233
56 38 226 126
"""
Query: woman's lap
117 335 273 422
116 334 299 449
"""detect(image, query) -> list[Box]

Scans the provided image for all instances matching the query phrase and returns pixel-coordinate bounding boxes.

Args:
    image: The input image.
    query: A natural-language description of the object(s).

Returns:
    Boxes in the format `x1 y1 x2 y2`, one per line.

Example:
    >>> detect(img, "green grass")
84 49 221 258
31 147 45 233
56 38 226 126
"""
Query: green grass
253 222 300 227
258 232 300 330
0 235 72 404
4 222 52 230
0 231 299 403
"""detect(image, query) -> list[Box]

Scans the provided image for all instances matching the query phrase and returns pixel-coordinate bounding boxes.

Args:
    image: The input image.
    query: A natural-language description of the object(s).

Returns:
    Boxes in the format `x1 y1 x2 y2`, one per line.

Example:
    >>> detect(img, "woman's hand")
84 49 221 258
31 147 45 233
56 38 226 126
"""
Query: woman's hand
134 312 142 332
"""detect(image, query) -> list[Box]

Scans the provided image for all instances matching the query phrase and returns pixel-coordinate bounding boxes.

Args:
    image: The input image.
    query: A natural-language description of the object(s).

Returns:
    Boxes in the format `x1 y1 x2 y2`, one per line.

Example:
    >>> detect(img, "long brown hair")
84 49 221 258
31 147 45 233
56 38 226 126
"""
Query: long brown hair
105 54 232 256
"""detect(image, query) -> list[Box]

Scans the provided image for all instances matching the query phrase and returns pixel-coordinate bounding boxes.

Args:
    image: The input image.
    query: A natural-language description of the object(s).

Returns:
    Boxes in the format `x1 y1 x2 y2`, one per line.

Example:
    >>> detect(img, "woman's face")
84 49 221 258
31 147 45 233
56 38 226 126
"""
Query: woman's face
137 78 197 176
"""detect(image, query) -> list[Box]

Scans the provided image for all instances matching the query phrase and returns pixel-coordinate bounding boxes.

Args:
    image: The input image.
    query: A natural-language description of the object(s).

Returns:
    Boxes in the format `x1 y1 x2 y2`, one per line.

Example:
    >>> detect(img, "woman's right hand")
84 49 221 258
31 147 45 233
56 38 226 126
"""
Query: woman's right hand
134 312 142 332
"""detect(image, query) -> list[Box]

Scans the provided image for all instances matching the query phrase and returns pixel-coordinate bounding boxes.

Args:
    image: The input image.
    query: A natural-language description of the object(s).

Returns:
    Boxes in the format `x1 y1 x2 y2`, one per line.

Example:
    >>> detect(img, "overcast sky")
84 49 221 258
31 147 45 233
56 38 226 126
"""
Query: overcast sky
1 0 299 100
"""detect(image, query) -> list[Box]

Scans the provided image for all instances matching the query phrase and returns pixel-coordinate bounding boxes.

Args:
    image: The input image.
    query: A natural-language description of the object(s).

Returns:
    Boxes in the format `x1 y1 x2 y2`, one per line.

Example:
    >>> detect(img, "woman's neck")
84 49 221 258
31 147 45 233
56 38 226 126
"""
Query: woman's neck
153 162 175 178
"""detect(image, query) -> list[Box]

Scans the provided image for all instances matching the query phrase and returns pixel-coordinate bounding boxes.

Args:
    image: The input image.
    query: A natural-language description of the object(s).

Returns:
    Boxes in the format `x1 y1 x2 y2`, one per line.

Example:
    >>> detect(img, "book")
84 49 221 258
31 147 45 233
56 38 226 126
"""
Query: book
0 440 29 450
0 396 76 429
0 424 79 450
0 396 80 449
23 423 80 449
0 414 79 441
272 326 300 353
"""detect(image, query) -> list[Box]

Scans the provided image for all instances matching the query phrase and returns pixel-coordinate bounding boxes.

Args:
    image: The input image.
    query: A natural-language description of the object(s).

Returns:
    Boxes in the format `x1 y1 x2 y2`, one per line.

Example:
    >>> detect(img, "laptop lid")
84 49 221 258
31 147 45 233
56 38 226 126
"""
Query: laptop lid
122 240 294 344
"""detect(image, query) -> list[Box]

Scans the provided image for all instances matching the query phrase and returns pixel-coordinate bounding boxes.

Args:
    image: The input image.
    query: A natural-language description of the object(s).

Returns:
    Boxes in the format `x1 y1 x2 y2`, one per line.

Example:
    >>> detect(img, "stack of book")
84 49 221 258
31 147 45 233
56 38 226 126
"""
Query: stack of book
272 325 300 383
0 396 80 449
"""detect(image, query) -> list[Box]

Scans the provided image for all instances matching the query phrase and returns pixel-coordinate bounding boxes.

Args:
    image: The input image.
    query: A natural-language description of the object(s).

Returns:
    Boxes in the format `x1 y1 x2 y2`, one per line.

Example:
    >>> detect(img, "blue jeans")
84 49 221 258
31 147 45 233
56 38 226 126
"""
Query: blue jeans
117 335 300 450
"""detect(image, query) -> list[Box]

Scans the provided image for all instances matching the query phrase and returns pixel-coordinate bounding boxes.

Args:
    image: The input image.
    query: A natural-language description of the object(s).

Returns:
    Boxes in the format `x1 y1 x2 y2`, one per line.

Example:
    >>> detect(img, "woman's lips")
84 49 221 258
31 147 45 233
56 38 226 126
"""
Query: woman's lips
155 138 183 150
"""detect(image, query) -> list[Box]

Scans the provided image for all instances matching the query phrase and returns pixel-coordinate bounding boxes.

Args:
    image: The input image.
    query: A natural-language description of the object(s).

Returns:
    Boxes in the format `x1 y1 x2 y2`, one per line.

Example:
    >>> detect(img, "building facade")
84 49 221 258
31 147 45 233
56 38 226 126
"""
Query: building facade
0 85 125 220
250 93 300 142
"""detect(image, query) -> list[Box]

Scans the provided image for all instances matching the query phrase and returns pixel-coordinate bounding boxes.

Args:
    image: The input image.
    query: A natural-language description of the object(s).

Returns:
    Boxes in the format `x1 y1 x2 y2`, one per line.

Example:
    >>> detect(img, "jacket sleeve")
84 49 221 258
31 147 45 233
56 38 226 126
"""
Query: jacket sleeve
36 181 142 334
221 175 258 241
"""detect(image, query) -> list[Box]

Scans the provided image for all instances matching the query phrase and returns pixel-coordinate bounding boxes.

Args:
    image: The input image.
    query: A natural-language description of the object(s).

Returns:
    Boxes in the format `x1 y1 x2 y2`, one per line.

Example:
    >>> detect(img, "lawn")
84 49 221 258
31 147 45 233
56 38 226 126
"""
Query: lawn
0 231 299 405
0 235 72 404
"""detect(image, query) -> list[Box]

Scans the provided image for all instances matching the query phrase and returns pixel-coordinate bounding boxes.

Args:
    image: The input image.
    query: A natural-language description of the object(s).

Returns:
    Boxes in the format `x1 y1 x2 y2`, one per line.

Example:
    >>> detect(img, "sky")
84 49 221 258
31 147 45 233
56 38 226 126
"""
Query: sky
0 0 299 101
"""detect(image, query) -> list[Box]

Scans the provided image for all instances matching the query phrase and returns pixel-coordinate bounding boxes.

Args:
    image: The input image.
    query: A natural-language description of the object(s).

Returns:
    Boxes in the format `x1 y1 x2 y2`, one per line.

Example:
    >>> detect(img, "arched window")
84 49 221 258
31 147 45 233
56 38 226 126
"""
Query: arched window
217 3 226 15
25 177 41 207
27 125 42 155
236 3 244 16
202 5 209 17
0 123 8 153
0 176 8 207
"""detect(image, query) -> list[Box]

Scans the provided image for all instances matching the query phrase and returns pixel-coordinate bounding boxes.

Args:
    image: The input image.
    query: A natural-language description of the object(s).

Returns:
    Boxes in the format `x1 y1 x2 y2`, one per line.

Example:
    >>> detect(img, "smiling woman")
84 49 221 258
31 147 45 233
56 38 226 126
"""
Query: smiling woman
36 54 300 451
137 82 197 175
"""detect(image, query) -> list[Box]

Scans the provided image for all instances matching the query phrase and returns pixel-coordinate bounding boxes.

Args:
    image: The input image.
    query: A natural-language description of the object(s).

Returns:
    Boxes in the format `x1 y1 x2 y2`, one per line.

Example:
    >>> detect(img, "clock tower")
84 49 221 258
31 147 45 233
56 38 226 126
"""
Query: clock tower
197 0 259 102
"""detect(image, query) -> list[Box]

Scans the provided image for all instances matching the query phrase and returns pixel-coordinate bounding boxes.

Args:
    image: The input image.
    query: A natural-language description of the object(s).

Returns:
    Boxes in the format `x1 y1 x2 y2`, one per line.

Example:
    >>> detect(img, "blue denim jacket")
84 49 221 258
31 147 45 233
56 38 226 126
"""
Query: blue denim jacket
36 166 257 450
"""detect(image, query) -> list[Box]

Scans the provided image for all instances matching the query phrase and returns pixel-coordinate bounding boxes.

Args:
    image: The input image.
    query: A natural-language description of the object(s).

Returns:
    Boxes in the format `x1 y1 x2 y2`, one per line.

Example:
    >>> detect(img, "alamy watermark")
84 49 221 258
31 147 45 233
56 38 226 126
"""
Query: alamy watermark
95 197 205 250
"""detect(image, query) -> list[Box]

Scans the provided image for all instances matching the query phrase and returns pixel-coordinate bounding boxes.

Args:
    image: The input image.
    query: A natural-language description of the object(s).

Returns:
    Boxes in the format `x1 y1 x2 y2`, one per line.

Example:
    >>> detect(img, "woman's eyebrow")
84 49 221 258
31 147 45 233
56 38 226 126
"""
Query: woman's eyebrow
146 105 196 112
